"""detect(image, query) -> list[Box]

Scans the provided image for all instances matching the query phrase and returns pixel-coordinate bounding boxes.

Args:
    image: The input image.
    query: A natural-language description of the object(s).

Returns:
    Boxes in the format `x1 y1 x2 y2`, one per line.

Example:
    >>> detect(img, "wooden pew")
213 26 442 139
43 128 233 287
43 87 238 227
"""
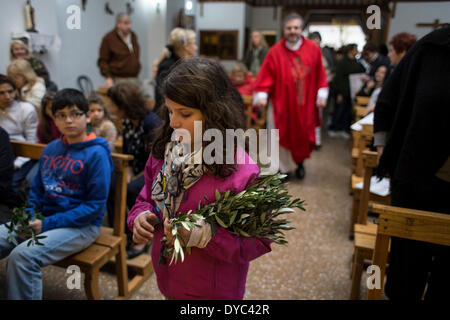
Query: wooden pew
355 96 370 107
368 204 450 299
242 94 267 131
349 150 390 299
10 140 153 299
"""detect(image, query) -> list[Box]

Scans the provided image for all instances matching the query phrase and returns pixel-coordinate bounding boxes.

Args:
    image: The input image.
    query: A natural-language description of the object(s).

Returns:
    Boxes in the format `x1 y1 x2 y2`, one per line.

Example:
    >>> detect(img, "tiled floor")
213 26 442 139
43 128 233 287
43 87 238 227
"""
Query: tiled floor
0 134 369 300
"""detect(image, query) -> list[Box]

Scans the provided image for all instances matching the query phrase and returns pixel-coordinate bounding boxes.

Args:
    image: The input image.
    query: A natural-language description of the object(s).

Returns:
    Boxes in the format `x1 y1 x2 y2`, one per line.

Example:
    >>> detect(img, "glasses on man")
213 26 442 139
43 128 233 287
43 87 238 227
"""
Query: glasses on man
54 112 85 121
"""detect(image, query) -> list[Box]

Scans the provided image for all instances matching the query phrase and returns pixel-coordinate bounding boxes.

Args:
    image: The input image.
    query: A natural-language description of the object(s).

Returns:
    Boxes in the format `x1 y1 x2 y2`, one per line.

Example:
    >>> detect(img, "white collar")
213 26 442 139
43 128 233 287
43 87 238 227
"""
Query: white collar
286 37 302 51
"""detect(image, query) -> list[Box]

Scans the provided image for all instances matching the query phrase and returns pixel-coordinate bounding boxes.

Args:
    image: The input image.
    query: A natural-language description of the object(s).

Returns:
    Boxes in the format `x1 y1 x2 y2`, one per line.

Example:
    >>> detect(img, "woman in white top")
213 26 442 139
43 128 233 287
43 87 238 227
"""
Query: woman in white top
7 59 46 110
0 74 38 195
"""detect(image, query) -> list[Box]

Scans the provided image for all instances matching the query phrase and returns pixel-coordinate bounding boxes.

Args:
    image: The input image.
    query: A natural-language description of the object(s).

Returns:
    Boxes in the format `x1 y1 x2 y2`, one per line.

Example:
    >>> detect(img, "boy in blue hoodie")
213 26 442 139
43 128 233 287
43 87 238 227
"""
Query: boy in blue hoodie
0 88 113 299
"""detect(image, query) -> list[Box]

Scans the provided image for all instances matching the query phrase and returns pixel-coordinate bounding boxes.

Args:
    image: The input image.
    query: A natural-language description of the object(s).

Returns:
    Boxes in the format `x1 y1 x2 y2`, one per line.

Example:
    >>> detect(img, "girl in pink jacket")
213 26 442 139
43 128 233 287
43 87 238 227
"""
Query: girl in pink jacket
127 57 272 300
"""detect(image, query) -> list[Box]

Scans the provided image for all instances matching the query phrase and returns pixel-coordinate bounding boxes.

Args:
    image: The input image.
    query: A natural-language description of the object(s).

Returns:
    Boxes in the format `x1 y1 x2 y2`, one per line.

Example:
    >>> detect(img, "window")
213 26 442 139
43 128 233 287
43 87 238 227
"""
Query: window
200 30 238 60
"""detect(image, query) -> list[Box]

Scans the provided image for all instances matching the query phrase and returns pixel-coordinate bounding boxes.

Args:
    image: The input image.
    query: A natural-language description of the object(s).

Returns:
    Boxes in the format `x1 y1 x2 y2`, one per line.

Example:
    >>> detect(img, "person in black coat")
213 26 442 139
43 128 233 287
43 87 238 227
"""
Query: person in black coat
0 127 17 224
154 28 197 115
374 26 450 300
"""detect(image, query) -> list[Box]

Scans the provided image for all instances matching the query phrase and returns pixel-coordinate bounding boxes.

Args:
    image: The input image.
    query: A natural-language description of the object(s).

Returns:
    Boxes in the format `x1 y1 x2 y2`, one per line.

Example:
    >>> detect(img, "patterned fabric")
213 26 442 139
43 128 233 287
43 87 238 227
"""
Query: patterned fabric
151 141 203 220
92 119 118 152
122 118 147 175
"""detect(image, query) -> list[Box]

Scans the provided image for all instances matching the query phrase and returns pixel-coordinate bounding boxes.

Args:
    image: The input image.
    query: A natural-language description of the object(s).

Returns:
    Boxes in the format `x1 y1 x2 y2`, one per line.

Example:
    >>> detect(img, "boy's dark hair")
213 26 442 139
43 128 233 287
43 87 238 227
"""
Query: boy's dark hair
106 83 149 120
52 88 89 115
152 57 246 178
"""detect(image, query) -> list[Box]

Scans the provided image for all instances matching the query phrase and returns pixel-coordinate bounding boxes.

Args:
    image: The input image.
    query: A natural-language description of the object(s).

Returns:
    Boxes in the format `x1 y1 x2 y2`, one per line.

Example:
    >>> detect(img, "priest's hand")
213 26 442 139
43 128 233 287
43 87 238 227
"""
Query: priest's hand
316 97 327 108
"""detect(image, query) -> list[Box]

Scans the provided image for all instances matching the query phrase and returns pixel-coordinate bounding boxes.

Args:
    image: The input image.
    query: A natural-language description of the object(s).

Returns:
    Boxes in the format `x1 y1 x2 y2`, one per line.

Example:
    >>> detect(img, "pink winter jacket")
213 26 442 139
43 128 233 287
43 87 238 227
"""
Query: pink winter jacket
127 152 272 300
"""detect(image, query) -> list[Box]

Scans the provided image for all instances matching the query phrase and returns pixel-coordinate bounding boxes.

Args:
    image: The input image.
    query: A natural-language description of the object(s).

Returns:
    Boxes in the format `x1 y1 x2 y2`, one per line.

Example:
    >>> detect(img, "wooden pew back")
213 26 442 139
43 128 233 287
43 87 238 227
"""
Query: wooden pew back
368 204 450 299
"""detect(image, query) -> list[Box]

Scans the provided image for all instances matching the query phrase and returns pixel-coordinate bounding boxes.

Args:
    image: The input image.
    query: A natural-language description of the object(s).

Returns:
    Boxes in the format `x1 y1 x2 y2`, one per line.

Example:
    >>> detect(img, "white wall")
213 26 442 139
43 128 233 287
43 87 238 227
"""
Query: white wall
166 0 185 36
0 0 168 90
388 1 450 41
251 6 282 41
0 0 59 83
195 1 246 71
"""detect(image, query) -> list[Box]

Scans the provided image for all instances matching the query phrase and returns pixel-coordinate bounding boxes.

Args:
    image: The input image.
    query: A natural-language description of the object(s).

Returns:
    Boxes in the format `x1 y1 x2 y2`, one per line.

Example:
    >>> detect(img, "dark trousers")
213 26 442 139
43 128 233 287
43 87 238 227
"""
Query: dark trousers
107 173 145 236
0 204 12 225
12 160 37 196
329 96 352 131
385 175 450 300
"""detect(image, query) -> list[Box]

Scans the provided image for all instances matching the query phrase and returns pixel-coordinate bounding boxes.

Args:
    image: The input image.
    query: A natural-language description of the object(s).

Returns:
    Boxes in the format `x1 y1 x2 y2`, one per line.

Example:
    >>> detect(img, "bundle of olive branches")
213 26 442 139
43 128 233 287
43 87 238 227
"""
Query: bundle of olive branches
160 173 305 265
5 204 46 247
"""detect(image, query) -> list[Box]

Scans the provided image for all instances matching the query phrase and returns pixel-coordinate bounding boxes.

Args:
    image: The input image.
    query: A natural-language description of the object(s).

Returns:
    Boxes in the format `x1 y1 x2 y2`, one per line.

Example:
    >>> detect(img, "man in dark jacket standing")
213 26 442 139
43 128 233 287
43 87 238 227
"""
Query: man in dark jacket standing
98 13 141 89
362 42 390 77
374 26 450 300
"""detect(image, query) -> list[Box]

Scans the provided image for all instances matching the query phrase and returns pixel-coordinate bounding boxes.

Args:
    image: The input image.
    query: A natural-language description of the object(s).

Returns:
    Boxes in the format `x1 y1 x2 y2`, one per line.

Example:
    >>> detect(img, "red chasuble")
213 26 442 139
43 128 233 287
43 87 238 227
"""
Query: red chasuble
254 37 328 163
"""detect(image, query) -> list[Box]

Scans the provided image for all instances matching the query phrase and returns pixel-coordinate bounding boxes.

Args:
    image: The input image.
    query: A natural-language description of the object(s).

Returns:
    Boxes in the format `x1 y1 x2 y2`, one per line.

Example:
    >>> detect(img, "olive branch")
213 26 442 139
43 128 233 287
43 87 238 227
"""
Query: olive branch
4 203 47 247
160 173 306 265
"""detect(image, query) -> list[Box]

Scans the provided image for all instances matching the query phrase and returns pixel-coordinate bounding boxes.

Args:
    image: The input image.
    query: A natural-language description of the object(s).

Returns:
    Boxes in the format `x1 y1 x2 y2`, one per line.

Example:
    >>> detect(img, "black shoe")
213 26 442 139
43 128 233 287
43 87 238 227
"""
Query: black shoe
295 163 305 180
127 242 151 259
315 144 322 151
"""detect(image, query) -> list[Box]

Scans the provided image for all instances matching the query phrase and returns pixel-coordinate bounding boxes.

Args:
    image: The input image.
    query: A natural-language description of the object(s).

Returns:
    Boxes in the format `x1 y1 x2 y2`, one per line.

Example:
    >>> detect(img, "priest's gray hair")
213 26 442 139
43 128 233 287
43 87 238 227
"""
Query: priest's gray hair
283 13 304 28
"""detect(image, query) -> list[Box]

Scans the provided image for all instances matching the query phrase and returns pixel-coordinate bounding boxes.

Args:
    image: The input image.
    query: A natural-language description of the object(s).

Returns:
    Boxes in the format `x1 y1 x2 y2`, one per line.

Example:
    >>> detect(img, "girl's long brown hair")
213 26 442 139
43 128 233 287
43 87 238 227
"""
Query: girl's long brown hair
151 57 246 178
39 91 56 143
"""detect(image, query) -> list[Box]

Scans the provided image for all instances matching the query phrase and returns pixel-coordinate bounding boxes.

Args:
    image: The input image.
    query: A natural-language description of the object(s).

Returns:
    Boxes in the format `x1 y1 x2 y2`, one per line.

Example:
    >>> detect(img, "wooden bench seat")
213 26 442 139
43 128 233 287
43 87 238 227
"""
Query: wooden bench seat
10 140 153 299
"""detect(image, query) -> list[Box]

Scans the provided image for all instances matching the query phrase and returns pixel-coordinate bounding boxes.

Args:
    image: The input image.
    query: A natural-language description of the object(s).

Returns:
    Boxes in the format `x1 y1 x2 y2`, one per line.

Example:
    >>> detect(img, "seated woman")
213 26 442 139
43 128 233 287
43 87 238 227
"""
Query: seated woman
363 65 390 116
0 74 38 197
107 82 162 258
9 40 57 91
356 65 388 98
7 59 46 110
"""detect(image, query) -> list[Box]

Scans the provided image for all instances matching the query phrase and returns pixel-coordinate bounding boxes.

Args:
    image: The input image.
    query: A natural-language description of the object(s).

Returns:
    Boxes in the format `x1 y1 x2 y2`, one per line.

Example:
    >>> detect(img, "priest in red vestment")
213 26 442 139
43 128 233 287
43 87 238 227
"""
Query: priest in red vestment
253 13 328 179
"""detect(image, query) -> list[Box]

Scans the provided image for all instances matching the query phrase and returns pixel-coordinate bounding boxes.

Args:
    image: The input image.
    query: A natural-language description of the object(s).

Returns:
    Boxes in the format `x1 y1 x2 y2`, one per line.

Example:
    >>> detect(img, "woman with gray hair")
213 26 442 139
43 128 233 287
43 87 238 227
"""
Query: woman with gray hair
154 28 197 114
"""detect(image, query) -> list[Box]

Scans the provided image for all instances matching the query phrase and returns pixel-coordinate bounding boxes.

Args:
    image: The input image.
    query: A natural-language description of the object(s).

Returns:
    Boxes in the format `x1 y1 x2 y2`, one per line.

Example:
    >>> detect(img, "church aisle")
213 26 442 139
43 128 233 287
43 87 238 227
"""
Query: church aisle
245 135 355 299
0 136 356 300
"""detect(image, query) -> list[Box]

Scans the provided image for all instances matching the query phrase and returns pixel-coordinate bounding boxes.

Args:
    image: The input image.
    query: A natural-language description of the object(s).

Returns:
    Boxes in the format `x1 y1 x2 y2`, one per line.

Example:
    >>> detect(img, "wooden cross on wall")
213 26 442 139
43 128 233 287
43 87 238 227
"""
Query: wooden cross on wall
416 19 449 30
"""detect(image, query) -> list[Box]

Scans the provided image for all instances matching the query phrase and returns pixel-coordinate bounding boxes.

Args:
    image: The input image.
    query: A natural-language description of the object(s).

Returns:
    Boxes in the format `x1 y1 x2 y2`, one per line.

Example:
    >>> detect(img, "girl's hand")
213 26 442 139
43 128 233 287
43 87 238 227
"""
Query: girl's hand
133 212 157 244
164 218 191 247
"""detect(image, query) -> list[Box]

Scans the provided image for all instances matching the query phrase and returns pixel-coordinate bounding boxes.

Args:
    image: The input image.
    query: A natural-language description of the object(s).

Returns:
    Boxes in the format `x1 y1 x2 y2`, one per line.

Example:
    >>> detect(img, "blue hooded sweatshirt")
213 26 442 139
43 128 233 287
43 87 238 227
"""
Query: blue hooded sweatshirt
28 134 113 233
